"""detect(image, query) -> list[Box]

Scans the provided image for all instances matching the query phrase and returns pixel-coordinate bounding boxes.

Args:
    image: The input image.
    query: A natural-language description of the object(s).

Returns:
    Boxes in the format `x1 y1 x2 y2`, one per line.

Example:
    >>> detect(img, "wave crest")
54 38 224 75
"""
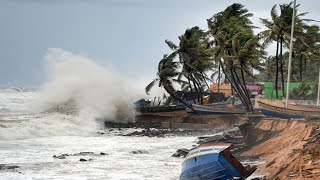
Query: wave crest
32 48 136 123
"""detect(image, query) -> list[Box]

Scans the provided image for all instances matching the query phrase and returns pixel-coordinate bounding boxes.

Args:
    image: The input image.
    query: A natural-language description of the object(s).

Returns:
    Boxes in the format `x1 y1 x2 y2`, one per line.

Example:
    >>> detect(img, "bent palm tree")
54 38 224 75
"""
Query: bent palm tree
145 54 195 111
165 26 214 104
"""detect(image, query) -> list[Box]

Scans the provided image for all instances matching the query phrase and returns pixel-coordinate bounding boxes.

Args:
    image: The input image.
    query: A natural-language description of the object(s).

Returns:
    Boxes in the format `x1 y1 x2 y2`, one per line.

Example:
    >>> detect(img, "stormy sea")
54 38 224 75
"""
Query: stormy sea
0 49 262 179
0 49 199 180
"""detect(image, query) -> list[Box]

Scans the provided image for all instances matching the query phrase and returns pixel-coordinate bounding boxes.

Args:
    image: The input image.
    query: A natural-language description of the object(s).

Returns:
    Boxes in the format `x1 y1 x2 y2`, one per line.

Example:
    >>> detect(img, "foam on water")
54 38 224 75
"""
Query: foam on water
0 48 141 140
32 48 136 123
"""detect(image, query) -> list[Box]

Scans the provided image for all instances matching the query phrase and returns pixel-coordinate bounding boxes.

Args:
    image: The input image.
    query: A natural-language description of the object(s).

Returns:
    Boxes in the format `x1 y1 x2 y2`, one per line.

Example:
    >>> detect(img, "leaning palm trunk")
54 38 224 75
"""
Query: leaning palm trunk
187 76 194 101
196 78 204 105
219 60 252 112
163 84 195 111
232 68 252 112
240 67 253 111
192 78 201 104
230 68 251 112
191 76 203 105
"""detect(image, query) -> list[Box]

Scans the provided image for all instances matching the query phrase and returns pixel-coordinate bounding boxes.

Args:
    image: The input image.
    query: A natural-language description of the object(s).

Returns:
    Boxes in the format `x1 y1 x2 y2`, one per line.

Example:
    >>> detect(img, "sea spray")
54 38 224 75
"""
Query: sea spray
32 48 136 123
0 48 139 140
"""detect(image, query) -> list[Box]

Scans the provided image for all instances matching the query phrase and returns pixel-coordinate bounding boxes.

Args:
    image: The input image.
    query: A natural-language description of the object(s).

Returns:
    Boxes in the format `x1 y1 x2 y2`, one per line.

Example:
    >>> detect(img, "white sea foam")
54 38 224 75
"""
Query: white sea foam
32 48 136 123
0 48 141 140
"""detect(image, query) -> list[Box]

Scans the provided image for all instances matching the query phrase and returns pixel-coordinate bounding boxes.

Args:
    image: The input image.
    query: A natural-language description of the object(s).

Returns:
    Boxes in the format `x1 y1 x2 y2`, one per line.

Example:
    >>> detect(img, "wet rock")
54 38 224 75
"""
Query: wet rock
73 152 94 156
53 154 69 159
7 165 20 169
124 129 166 138
131 150 148 154
172 148 190 158
53 155 66 159
0 164 20 170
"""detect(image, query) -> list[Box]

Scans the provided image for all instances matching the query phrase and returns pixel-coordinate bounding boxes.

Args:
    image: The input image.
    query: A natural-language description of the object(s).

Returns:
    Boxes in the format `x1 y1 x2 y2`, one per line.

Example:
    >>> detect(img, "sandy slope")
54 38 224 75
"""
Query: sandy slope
240 119 319 179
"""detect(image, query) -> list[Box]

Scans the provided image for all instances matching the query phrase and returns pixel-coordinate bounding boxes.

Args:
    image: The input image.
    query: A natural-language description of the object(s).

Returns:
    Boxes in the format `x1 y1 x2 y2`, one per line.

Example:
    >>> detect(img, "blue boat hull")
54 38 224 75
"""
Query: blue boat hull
180 154 243 180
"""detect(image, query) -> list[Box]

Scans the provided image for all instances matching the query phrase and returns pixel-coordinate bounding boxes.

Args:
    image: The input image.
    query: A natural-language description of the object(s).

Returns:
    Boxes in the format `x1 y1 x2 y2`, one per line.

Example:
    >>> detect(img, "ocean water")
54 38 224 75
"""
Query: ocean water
0 48 265 180
0 88 199 180
0 88 266 180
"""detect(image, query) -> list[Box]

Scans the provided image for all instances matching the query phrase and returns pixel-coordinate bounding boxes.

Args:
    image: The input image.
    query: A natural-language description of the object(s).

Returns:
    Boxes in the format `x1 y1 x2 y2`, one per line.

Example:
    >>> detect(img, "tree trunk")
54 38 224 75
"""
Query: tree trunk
192 79 200 104
240 67 253 112
280 34 285 97
233 68 252 112
221 63 250 112
231 69 250 112
163 85 195 111
192 77 204 105
220 60 251 112
187 76 193 100
275 35 280 99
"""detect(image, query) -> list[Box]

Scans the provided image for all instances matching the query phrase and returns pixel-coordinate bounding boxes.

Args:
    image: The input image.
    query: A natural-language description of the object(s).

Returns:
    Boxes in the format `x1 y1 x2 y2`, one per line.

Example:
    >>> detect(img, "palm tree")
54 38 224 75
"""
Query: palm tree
222 30 264 112
207 3 254 95
207 3 261 112
260 3 314 98
294 25 320 81
145 54 195 111
165 26 214 104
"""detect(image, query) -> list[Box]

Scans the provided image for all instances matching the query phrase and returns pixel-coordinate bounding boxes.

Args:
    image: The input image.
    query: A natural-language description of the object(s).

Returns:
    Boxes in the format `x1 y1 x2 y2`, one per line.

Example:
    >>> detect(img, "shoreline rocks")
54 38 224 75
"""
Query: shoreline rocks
53 152 108 160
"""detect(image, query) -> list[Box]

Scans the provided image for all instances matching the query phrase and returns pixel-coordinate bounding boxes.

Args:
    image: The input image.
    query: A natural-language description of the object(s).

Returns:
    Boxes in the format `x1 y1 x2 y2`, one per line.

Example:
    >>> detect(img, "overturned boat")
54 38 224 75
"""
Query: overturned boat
179 143 256 180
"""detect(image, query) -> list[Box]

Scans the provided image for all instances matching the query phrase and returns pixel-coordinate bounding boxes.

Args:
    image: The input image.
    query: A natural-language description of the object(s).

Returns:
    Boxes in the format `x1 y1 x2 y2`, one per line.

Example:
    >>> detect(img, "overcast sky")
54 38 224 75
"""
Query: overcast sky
0 0 319 87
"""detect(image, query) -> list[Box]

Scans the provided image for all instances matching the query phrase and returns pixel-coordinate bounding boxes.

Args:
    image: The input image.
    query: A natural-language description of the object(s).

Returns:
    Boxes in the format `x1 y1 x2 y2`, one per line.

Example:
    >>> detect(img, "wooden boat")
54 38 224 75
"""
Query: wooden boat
186 104 246 114
179 143 256 180
287 103 320 111
257 99 320 119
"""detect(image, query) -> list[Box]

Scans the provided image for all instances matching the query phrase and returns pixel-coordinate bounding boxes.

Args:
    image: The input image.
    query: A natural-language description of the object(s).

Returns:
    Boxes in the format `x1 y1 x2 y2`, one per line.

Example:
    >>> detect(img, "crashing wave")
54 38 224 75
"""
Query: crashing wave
31 48 136 123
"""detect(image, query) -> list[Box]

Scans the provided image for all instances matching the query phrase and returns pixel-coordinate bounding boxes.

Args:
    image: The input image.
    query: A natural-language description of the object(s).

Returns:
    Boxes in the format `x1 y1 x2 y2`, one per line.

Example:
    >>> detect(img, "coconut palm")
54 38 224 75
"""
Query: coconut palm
260 3 314 98
207 3 254 94
222 30 264 112
145 54 194 111
207 3 261 112
294 25 320 81
165 26 214 104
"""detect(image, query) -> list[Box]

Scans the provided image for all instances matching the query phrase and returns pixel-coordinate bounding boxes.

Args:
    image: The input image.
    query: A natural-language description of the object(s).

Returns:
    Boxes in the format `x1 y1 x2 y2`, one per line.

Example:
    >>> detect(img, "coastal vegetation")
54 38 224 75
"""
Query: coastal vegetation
146 2 320 112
